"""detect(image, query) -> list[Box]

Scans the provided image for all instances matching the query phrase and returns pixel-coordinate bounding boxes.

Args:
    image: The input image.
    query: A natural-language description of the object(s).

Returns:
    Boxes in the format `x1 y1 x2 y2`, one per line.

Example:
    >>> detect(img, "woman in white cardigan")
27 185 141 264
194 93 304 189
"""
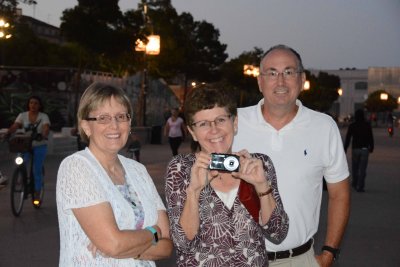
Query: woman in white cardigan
56 82 173 266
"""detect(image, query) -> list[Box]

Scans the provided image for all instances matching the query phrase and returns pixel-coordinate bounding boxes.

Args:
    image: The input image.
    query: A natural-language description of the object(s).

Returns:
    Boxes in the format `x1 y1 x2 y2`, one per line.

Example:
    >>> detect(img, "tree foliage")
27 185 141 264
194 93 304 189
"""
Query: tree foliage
299 71 340 112
59 0 228 80
220 48 263 107
365 90 398 112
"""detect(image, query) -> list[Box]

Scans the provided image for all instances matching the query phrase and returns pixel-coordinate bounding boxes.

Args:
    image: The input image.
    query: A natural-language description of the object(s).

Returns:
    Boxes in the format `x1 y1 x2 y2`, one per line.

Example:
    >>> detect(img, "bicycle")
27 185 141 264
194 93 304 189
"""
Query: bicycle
8 130 45 217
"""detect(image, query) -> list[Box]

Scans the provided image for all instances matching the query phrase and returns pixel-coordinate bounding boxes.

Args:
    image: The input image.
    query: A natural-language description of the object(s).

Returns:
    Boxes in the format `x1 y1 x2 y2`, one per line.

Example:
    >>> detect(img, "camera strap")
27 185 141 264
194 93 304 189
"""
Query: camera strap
238 180 260 222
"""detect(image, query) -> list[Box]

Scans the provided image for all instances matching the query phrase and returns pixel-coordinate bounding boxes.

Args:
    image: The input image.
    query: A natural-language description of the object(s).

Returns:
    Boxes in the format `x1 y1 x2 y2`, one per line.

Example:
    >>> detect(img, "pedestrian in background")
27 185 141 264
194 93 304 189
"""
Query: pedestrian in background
344 109 374 192
164 107 186 156
233 44 350 267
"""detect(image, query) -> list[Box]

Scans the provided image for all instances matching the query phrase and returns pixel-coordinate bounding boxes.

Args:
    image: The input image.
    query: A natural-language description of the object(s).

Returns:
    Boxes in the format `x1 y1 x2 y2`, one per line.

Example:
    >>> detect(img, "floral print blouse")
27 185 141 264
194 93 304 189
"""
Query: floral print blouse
165 153 289 267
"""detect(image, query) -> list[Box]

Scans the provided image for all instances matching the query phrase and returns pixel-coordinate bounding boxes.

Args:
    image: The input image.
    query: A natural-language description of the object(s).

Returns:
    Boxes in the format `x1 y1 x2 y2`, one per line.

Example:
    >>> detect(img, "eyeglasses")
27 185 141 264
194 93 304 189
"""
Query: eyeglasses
191 114 232 130
85 113 131 124
260 68 303 81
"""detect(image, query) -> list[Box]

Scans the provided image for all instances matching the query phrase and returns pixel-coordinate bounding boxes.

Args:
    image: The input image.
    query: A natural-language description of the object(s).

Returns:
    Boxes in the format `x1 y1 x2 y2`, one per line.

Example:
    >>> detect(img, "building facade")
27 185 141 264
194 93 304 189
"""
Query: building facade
311 67 400 122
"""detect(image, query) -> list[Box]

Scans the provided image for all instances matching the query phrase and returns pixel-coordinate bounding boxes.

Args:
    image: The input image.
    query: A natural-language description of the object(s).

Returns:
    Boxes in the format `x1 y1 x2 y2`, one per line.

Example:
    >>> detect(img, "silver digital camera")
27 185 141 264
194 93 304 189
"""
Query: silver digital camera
209 153 240 172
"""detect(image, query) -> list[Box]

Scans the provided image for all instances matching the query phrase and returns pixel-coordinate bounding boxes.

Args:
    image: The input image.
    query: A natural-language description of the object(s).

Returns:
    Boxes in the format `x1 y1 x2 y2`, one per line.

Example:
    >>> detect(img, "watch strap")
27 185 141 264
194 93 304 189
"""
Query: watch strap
145 226 159 245
322 245 340 261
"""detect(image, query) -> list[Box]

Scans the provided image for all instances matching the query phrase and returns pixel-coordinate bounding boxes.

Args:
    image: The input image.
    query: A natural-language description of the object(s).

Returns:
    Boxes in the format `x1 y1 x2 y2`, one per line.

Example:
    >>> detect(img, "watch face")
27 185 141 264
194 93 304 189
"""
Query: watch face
153 232 159 243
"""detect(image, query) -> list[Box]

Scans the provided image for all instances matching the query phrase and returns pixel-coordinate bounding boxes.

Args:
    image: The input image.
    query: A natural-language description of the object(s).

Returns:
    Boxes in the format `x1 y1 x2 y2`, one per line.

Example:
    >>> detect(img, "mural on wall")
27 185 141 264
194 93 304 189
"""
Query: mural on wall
0 67 77 129
0 67 181 130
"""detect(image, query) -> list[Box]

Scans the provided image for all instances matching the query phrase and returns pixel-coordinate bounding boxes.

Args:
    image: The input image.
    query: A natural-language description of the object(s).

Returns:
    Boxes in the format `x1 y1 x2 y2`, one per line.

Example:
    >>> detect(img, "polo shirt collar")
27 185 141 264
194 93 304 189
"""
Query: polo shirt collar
255 99 310 130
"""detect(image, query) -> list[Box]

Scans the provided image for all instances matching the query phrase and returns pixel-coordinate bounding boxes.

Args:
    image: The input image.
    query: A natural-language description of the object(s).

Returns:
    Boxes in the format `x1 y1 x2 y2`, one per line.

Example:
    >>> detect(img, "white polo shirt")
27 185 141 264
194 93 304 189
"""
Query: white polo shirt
232 99 349 252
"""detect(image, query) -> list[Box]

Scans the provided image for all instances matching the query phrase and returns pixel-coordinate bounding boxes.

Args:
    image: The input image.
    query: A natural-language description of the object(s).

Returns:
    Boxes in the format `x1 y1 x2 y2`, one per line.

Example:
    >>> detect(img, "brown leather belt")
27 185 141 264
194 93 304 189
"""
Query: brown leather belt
268 239 313 261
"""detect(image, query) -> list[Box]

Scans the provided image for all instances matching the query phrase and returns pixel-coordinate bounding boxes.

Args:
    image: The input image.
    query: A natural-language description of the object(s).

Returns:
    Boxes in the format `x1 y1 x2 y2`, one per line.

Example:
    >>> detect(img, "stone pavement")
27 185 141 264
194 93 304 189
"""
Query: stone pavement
0 128 399 266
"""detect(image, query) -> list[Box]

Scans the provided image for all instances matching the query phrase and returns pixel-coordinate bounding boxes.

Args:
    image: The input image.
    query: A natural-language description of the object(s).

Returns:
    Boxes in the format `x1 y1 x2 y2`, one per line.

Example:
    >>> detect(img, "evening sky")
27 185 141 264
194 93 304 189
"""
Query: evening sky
19 0 400 69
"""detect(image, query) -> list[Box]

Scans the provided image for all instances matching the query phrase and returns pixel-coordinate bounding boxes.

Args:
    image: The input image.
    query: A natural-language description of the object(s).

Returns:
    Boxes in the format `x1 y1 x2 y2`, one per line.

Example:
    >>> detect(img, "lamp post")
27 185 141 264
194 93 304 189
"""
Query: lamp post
135 2 160 127
242 64 259 105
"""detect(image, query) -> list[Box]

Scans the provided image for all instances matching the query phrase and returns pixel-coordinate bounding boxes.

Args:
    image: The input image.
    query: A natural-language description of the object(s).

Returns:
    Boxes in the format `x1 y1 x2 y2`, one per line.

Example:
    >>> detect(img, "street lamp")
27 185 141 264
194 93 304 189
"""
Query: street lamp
135 35 160 55
243 64 259 77
242 64 260 105
0 19 12 39
338 88 343 96
380 93 388 101
303 80 310 90
134 1 160 127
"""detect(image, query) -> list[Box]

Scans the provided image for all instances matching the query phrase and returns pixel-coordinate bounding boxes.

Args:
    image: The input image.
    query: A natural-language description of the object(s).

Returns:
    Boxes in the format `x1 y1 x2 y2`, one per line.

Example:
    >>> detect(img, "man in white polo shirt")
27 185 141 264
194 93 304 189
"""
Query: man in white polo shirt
233 44 350 267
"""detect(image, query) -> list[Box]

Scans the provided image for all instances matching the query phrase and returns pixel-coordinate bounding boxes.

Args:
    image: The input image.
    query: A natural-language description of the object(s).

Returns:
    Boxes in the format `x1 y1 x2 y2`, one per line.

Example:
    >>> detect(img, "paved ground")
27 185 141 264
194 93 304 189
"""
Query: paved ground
0 128 399 266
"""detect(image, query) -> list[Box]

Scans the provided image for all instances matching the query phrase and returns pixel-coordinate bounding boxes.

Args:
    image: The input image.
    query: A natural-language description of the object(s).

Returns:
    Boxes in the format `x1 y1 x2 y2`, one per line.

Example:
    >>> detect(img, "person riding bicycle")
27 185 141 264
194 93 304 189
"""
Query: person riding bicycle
5 96 50 201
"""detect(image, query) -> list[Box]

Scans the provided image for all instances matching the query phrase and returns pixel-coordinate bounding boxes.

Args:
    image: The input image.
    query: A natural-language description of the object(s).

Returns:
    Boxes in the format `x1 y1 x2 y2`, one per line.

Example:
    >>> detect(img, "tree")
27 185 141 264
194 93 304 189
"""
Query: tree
60 0 228 80
365 90 398 112
299 71 340 112
60 0 136 74
220 48 263 107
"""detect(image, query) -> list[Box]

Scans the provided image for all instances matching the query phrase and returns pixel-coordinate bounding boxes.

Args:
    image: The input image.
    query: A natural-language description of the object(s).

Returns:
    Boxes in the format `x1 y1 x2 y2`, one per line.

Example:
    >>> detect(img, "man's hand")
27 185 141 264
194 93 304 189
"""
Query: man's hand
315 251 334 267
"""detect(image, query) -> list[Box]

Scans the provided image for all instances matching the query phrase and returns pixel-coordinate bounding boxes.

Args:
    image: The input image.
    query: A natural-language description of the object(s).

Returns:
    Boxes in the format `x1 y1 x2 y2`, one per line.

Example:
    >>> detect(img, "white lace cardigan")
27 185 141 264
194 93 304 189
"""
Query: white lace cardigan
56 148 165 267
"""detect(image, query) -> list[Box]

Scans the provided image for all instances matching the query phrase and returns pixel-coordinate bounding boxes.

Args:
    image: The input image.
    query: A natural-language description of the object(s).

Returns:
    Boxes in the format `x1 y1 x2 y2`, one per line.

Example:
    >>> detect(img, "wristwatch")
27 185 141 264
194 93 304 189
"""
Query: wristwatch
322 245 340 261
145 226 159 245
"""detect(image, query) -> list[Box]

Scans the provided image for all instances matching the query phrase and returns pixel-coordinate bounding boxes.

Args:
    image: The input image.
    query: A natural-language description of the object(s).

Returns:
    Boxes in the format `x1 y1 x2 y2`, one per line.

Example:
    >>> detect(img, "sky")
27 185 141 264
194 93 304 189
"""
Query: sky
18 0 400 70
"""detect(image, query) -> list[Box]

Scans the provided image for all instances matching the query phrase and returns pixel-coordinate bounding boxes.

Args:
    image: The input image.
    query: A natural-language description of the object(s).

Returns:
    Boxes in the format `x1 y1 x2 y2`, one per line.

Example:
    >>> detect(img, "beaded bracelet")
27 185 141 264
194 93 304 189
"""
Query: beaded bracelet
257 187 273 197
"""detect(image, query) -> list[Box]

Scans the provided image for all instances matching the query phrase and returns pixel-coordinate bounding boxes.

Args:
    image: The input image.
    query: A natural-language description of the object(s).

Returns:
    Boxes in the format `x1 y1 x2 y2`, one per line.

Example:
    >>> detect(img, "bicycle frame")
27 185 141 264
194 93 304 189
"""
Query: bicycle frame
14 151 38 205
9 124 45 216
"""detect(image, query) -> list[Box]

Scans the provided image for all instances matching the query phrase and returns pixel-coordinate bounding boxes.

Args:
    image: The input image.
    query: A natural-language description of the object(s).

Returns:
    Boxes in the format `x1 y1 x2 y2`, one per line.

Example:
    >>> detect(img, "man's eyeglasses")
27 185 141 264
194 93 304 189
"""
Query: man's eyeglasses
260 68 303 81
191 114 232 130
85 113 131 124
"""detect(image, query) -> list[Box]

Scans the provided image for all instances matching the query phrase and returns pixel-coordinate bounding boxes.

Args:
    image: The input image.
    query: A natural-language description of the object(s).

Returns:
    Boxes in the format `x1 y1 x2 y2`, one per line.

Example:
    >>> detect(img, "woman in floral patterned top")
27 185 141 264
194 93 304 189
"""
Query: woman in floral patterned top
165 85 289 266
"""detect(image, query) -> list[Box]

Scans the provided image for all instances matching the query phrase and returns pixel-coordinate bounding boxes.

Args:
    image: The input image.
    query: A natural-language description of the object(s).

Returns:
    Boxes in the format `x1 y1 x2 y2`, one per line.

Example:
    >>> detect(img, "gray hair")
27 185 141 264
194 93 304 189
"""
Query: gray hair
260 44 304 71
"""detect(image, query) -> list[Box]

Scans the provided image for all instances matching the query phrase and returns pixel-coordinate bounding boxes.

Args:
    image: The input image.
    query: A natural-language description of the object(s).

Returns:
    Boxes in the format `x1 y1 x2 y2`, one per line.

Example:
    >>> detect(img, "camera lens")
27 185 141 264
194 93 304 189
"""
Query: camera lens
223 156 239 172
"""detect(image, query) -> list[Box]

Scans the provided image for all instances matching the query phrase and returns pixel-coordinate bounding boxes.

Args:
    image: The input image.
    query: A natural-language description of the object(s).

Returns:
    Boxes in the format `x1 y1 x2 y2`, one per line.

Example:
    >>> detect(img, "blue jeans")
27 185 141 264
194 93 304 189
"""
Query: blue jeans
351 148 369 190
23 145 47 191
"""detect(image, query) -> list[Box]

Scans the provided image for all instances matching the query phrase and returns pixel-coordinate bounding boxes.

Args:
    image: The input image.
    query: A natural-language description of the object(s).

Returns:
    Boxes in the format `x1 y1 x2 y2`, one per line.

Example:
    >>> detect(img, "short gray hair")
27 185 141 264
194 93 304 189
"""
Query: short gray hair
260 44 304 71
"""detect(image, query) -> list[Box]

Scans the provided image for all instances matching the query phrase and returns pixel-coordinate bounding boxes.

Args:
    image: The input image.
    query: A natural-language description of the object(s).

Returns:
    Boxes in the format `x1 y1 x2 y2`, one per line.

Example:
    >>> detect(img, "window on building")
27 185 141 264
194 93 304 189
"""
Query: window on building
355 81 367 90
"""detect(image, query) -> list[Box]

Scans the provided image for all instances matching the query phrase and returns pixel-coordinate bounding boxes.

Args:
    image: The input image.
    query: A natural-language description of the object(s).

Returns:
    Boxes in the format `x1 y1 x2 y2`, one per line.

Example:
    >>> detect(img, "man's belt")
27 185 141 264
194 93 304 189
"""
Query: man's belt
268 238 313 261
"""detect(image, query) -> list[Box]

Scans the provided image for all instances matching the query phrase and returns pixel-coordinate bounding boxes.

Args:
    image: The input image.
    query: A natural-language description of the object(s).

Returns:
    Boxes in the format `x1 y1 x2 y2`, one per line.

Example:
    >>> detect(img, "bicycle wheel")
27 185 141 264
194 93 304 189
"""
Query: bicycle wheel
10 167 27 217
32 167 45 209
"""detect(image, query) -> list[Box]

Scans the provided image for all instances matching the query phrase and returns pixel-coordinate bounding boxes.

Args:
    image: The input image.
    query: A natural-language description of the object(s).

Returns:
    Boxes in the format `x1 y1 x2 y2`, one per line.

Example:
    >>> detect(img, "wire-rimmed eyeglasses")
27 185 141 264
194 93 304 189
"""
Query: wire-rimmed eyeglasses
191 114 232 131
259 68 303 81
84 113 131 124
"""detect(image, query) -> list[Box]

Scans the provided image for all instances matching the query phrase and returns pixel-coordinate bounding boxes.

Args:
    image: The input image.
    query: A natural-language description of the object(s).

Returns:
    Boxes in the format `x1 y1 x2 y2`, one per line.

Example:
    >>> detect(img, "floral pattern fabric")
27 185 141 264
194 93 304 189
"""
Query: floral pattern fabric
116 183 145 230
165 153 289 267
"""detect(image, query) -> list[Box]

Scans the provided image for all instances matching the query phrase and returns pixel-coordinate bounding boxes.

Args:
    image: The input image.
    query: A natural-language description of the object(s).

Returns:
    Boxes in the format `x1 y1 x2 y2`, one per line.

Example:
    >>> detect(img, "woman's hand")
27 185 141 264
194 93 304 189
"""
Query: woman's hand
187 152 219 194
87 242 108 258
233 149 269 191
